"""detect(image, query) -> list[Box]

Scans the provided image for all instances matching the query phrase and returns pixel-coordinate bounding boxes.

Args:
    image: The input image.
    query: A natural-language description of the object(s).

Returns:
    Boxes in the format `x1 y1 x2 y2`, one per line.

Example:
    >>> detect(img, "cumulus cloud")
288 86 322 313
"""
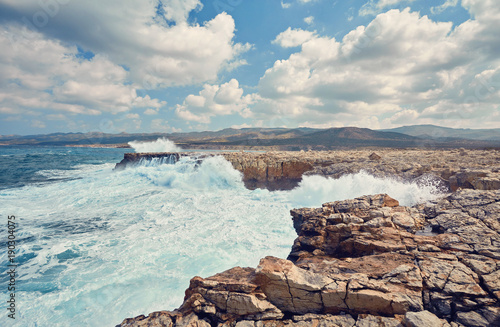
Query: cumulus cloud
359 0 415 16
0 0 247 89
144 108 159 115
272 28 317 48
0 25 167 118
249 4 500 129
431 0 459 14
175 79 255 124
0 0 251 133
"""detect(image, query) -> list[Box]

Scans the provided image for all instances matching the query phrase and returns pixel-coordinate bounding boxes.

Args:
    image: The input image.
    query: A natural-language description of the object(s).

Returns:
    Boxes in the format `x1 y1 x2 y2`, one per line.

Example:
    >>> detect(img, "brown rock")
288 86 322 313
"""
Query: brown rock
118 190 500 327
369 152 382 161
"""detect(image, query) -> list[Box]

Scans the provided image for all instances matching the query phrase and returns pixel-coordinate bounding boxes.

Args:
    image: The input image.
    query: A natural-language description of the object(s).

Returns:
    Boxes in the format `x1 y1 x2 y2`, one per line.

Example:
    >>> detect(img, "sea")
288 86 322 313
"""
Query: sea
0 139 445 326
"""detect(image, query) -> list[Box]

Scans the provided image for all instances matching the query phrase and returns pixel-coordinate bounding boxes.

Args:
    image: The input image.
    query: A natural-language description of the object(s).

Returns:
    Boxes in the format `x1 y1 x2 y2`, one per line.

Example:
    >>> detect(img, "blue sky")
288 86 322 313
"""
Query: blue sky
0 0 498 135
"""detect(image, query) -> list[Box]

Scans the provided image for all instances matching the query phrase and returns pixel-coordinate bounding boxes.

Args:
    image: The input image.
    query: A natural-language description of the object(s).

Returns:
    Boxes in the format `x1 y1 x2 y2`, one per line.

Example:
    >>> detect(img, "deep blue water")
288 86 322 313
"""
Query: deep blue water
0 146 129 190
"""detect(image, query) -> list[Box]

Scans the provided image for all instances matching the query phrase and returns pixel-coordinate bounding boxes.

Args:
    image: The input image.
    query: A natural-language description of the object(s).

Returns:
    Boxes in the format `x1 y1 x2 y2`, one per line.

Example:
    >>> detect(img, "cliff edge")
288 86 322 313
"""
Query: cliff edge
117 190 500 327
115 149 500 191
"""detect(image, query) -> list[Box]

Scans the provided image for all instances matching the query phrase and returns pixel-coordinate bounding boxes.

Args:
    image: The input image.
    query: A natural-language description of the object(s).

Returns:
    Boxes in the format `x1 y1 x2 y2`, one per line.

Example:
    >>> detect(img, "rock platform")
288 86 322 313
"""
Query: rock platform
115 149 500 191
115 149 500 326
117 190 500 327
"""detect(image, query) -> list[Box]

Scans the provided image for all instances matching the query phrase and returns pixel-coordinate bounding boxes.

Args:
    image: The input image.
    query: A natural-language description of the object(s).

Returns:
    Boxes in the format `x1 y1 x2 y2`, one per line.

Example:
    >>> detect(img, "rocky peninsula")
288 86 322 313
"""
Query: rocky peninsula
116 149 500 327
116 149 500 191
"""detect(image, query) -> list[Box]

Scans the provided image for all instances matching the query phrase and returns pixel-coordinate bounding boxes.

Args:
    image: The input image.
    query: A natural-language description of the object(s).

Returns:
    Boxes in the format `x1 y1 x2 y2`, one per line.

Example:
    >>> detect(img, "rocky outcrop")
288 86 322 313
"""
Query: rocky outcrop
115 149 500 191
117 190 500 327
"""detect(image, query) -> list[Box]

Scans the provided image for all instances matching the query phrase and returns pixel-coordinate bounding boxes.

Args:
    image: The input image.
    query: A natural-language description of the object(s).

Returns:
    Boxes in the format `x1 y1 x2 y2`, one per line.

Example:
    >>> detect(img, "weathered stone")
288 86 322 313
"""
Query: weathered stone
482 270 500 300
369 152 382 161
117 312 174 327
175 313 211 327
404 310 449 327
118 190 500 327
256 256 332 314
226 293 283 319
455 311 490 327
116 150 500 192
356 314 403 327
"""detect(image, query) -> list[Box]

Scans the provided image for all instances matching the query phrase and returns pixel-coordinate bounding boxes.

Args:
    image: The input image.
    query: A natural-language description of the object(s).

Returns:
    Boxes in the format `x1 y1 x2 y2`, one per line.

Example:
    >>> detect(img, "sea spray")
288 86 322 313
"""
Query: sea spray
286 170 446 208
0 150 446 327
0 154 294 326
129 137 182 153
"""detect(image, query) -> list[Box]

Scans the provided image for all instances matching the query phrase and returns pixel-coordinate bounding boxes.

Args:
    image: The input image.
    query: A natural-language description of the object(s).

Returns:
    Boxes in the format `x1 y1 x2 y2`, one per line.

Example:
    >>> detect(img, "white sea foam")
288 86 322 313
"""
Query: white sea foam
287 170 446 208
129 137 182 153
0 156 446 327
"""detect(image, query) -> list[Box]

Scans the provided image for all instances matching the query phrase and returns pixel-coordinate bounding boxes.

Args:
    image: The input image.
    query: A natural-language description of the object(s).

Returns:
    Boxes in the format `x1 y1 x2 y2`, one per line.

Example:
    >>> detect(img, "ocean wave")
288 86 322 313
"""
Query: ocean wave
129 137 181 153
287 170 446 208
0 154 446 326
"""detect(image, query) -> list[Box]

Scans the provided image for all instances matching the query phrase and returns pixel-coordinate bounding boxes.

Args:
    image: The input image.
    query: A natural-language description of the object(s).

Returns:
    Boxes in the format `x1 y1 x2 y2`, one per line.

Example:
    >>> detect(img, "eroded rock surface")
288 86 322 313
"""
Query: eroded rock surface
115 149 500 191
117 190 500 327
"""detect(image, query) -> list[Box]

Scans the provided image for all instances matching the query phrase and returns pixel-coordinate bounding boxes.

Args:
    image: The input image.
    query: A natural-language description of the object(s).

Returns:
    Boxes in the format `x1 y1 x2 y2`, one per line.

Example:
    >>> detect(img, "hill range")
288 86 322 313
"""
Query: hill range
1 125 499 150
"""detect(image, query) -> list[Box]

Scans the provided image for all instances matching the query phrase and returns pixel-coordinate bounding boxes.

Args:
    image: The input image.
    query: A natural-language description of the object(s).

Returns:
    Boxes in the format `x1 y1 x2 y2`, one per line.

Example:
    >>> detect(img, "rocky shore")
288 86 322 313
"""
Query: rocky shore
115 149 500 191
115 149 500 326
117 190 500 327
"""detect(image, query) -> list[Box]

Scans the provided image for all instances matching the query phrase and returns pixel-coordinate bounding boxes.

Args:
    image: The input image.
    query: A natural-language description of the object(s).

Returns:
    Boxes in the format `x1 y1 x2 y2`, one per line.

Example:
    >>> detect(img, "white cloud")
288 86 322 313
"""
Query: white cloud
431 0 459 14
304 16 315 25
359 0 415 16
247 6 500 129
175 79 255 124
161 0 203 23
281 1 291 9
144 108 159 115
0 0 247 89
0 25 166 118
0 0 250 132
272 28 317 48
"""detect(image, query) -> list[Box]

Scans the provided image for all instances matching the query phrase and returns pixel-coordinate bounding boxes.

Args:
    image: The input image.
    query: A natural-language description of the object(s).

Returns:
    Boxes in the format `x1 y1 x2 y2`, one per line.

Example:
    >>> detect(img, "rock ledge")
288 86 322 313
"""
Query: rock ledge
117 190 500 327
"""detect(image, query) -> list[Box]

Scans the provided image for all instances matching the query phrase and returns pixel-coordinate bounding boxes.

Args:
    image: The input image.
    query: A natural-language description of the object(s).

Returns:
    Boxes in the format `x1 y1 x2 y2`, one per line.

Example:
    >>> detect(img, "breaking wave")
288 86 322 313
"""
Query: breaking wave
0 151 446 327
287 170 446 208
129 137 182 153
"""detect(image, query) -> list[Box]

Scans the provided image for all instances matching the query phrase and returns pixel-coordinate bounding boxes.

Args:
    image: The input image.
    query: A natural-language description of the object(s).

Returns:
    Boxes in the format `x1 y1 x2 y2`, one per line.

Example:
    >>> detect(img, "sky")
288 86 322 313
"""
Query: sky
0 0 499 135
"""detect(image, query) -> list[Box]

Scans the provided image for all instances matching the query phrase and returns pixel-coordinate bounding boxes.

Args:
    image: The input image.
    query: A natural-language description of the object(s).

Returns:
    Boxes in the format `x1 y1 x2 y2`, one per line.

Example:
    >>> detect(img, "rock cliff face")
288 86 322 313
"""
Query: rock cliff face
117 190 500 327
115 149 500 191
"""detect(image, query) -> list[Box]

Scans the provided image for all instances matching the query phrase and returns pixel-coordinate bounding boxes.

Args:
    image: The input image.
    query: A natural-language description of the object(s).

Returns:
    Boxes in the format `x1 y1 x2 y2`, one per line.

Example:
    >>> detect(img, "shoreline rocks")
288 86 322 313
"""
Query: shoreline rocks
117 190 500 327
114 149 500 191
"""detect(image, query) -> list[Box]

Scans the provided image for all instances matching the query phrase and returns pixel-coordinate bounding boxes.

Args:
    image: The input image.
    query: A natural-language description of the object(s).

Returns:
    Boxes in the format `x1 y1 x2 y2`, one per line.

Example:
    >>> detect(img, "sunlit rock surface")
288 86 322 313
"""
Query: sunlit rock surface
115 149 500 191
117 190 500 327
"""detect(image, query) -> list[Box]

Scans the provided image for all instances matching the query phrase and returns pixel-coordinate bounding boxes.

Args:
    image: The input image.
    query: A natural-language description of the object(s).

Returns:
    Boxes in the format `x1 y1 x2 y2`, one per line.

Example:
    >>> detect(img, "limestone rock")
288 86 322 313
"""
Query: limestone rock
369 152 382 161
404 310 449 327
118 190 500 327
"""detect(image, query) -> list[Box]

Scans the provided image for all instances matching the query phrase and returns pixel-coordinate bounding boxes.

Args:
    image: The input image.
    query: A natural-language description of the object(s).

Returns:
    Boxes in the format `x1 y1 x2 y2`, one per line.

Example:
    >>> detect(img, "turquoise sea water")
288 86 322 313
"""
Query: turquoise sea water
0 144 444 326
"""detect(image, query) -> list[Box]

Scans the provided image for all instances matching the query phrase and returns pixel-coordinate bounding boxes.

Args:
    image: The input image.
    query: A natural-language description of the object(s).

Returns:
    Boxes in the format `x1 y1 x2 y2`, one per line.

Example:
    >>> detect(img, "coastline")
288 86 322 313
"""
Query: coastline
115 149 500 191
117 189 500 327
115 149 500 327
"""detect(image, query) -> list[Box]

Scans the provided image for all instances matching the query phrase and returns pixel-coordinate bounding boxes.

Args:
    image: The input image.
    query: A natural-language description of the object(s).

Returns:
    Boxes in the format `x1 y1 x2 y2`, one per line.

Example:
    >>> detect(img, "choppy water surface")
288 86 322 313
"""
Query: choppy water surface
0 145 444 326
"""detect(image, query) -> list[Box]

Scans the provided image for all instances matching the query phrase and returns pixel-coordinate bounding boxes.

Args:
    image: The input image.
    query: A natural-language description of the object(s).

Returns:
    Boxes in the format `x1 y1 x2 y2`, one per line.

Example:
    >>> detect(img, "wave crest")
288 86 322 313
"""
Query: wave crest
129 138 181 153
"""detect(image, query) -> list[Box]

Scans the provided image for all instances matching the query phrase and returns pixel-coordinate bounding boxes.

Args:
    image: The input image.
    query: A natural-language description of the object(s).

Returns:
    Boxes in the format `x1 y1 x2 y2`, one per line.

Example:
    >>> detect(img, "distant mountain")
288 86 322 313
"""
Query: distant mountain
1 126 499 149
381 125 500 141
